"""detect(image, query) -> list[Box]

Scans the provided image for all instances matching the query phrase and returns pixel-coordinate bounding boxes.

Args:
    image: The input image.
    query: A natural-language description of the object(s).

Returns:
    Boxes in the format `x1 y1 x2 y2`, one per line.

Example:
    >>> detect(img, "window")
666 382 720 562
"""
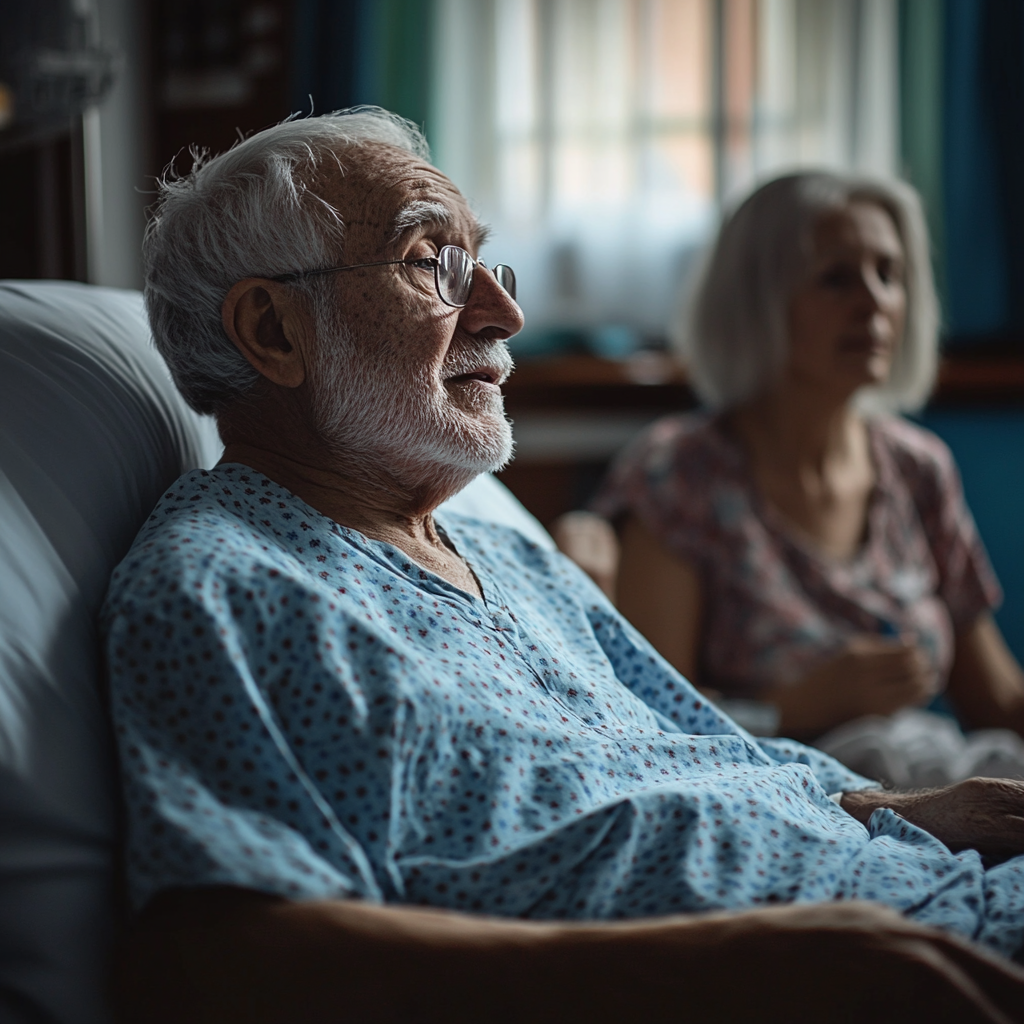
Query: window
432 0 899 344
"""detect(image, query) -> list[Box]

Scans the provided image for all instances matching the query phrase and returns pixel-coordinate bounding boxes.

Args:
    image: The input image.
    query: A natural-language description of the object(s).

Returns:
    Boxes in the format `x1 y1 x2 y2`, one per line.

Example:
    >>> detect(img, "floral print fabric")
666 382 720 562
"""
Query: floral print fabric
594 414 1001 697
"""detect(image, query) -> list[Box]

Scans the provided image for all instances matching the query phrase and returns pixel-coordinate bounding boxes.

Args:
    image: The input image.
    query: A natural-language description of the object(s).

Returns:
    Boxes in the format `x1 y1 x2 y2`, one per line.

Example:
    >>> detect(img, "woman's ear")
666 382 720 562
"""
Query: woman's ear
221 279 311 388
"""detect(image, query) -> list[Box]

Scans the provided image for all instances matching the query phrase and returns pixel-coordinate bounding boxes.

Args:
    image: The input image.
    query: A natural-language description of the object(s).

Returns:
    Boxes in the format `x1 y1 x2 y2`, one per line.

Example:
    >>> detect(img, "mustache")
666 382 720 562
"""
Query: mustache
441 340 515 386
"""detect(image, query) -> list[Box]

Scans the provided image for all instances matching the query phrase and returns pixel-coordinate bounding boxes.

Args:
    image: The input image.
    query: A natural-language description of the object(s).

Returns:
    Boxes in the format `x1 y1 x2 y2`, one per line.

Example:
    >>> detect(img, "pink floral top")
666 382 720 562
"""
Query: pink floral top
593 413 1001 698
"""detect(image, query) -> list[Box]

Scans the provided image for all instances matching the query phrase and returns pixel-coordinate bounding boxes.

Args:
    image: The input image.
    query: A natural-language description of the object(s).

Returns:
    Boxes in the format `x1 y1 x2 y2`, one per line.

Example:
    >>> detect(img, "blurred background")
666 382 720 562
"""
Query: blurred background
1 0 1022 654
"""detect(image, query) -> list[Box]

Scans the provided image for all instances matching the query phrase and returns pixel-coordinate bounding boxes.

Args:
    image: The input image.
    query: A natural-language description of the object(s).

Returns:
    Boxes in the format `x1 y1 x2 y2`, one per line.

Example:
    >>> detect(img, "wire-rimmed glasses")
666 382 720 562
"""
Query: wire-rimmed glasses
269 244 516 309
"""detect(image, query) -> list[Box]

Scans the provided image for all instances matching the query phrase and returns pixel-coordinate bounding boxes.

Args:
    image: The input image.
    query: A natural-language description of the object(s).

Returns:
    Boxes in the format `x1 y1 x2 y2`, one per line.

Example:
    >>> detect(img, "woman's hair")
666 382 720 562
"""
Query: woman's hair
143 107 430 415
677 170 939 412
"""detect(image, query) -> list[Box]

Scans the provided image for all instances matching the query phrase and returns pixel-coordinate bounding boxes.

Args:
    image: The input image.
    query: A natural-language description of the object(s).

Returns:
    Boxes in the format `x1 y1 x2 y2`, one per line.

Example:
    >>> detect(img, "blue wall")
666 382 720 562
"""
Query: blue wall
918 407 1024 661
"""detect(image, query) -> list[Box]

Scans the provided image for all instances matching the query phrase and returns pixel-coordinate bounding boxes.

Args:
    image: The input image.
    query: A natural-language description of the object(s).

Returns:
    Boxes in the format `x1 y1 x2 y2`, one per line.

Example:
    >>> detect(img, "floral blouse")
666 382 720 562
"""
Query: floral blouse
593 413 1001 698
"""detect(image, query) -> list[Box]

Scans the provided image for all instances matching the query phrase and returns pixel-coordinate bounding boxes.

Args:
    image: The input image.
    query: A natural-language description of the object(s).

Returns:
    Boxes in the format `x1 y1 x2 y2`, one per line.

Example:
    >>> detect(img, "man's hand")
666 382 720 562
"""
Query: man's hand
842 778 1024 856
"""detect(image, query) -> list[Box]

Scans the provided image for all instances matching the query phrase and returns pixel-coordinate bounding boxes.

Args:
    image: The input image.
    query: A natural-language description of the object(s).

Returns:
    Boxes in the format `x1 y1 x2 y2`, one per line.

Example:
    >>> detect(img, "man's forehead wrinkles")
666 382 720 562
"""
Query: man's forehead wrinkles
327 154 479 259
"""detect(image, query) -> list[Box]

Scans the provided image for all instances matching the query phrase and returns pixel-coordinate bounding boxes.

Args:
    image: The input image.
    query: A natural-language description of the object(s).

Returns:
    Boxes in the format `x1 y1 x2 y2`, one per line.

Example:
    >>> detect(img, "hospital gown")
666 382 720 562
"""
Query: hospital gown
102 466 1024 959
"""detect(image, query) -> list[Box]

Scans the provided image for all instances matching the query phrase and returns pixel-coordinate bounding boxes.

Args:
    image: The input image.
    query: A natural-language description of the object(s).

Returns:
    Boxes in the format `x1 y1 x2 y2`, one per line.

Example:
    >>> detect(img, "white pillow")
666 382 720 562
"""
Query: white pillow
0 281 218 1024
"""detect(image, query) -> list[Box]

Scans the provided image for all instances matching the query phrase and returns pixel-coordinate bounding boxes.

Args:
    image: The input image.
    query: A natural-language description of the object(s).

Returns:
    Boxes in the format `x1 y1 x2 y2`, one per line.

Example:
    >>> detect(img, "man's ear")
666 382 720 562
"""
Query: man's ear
221 279 311 388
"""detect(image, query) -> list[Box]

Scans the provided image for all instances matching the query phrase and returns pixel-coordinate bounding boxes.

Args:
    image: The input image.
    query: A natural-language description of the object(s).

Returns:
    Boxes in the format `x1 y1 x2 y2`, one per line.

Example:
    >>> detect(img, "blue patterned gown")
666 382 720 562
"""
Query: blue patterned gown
102 466 1024 958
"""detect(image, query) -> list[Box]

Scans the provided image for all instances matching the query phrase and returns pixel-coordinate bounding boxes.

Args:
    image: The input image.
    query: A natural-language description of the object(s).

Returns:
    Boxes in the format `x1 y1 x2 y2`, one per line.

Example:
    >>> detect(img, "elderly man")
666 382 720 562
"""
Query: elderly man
104 109 1024 1022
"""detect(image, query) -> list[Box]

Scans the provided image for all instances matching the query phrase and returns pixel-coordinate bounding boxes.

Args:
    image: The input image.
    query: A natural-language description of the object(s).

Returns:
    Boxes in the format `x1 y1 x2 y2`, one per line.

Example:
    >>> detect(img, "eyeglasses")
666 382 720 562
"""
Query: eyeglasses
269 244 516 309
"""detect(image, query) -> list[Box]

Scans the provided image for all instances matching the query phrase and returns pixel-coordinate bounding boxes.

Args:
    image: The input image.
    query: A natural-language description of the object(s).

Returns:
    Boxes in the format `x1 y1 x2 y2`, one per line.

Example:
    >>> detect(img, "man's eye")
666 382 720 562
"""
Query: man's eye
408 257 436 270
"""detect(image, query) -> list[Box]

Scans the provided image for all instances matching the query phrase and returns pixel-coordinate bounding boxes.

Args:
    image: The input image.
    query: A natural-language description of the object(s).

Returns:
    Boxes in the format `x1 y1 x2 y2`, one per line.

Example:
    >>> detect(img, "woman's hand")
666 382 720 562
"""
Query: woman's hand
769 634 936 737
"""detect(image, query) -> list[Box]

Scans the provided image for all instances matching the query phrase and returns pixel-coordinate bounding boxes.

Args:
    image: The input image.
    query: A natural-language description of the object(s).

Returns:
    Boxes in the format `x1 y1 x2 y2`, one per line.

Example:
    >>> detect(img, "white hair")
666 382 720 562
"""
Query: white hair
677 170 940 412
143 107 431 414
306 287 515 505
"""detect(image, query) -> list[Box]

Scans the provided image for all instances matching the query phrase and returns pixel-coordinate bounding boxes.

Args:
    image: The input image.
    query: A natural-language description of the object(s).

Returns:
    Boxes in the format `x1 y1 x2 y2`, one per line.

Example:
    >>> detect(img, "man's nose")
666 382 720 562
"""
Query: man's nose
457 264 524 340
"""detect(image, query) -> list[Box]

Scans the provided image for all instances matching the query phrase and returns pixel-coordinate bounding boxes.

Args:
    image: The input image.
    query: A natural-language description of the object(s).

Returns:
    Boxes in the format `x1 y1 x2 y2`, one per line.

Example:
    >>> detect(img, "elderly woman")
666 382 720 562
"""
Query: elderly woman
594 171 1024 785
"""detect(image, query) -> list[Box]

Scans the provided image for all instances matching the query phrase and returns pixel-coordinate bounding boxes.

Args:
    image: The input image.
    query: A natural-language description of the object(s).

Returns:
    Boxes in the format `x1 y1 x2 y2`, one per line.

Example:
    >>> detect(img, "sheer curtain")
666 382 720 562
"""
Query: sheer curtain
430 0 899 345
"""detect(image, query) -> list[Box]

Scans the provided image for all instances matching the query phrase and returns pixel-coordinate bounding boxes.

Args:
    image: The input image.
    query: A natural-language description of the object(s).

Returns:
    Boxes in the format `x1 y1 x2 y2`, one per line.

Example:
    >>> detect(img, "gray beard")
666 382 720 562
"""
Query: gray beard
307 315 515 504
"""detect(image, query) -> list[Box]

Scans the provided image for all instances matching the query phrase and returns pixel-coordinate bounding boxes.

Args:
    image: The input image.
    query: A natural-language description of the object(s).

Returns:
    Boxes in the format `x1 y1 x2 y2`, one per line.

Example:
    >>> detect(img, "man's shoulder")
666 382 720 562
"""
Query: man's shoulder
103 465 330 613
437 510 569 583
118 464 278 554
437 508 550 554
439 510 615 620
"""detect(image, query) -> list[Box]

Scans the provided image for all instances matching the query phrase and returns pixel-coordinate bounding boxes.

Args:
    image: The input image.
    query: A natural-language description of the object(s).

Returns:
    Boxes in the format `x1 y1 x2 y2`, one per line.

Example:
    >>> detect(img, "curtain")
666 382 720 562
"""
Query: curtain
431 0 900 347
290 0 431 127
899 0 1024 345
288 0 1024 348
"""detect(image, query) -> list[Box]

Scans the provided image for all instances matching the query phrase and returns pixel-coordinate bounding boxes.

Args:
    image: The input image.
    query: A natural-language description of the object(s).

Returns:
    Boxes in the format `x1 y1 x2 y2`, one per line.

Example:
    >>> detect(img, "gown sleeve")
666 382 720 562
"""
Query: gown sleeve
582 595 879 796
103 545 383 911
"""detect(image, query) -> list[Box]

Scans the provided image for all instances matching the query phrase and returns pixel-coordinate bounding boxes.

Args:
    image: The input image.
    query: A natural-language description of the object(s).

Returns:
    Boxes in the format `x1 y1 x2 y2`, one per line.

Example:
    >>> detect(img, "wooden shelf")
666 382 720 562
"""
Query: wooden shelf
497 351 1024 525
503 351 1024 412
934 354 1024 403
504 352 694 414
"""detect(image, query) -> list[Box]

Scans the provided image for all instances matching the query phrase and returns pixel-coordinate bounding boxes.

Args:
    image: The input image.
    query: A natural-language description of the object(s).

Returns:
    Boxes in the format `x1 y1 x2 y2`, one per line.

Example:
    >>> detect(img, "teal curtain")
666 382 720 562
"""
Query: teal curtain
290 0 434 137
900 0 1024 346
899 0 945 305
942 0 1009 338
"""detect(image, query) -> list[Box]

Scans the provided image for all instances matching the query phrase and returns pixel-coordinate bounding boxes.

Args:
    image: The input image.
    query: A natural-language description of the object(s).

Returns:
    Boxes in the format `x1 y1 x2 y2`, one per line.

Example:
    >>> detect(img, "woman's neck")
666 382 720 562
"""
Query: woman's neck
727 383 875 561
729 383 864 479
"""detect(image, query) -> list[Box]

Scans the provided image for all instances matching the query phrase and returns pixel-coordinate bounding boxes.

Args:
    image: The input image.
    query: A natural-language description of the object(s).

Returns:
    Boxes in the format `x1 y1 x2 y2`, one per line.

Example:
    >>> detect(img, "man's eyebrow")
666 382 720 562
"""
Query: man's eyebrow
389 201 453 241
389 200 491 253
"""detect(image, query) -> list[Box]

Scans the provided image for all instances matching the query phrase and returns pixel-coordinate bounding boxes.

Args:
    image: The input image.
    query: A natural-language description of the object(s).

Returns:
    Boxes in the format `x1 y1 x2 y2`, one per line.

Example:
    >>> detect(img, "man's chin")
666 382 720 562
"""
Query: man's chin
442 428 514 477
400 437 512 511
312 383 513 504
417 416 514 482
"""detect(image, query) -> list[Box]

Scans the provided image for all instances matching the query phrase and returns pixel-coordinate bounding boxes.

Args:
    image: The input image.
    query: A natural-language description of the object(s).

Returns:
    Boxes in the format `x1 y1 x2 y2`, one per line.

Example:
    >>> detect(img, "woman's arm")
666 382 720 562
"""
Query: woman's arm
946 613 1024 736
550 511 620 599
615 515 933 737
616 513 703 679
112 886 1024 1024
